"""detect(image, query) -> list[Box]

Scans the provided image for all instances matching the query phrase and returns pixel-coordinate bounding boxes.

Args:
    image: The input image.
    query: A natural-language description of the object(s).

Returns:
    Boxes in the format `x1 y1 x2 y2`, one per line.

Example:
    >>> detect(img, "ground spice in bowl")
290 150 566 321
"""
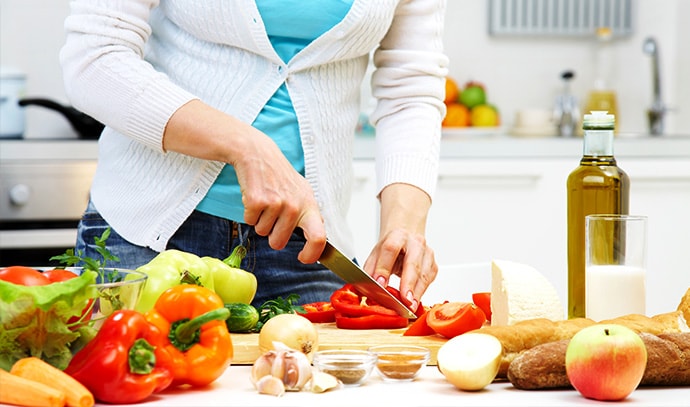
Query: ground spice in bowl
312 350 377 386
368 345 431 382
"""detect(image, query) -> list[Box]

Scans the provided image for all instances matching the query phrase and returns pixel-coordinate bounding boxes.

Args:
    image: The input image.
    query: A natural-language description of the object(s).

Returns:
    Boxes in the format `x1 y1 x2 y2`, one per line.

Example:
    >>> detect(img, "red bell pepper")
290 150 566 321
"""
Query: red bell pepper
330 284 399 317
144 284 233 388
330 284 414 329
334 312 409 329
65 310 174 404
297 301 336 323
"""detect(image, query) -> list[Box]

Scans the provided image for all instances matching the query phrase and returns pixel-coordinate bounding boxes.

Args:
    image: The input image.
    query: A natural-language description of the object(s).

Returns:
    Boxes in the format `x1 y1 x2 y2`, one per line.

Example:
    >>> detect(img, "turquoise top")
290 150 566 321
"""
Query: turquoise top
196 0 353 222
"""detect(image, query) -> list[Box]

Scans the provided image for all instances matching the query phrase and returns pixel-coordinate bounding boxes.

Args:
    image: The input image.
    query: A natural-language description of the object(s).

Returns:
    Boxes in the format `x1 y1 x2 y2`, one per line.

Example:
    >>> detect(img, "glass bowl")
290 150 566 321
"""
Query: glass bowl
44 267 148 328
368 345 431 382
312 349 378 386
77 267 147 326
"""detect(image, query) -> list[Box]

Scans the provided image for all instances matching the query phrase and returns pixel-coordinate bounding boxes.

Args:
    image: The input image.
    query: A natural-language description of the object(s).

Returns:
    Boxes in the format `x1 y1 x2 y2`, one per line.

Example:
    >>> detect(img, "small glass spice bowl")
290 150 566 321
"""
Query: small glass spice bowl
368 345 431 382
312 350 377 387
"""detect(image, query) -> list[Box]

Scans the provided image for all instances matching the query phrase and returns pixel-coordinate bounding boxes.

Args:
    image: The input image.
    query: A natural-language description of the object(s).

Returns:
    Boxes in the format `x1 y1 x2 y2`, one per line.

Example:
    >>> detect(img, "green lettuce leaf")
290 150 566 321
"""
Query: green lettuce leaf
0 270 98 371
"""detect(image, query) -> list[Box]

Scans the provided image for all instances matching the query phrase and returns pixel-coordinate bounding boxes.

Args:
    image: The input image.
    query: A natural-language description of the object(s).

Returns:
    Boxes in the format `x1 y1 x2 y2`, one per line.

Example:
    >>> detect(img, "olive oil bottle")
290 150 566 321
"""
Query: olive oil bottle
567 111 629 318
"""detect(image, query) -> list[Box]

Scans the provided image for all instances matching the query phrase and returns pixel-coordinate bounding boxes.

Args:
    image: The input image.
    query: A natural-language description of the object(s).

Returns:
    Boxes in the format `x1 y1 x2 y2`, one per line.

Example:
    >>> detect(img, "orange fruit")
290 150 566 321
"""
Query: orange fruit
443 103 471 127
444 77 460 104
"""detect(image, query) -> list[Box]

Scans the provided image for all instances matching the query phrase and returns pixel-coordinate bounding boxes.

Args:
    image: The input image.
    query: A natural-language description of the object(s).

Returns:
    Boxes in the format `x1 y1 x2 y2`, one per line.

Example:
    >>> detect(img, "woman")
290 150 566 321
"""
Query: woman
60 0 448 311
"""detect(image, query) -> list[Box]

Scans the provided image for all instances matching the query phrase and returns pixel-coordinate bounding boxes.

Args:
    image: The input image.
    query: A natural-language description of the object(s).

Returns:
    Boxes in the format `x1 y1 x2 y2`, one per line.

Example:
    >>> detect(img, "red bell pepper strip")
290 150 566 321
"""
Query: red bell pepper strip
334 312 409 330
330 284 399 317
65 310 174 404
297 301 336 323
144 284 233 388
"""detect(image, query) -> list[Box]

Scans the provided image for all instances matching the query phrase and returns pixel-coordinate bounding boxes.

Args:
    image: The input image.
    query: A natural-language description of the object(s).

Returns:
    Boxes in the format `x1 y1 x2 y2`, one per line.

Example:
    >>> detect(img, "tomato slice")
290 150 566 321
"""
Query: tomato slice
426 302 486 339
297 301 336 323
402 309 436 336
472 292 492 322
0 266 50 286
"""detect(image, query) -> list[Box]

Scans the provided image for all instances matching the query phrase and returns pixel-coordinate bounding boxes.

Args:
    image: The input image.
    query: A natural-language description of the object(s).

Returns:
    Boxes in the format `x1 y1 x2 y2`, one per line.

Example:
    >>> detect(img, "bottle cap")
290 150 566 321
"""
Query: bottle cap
583 111 615 129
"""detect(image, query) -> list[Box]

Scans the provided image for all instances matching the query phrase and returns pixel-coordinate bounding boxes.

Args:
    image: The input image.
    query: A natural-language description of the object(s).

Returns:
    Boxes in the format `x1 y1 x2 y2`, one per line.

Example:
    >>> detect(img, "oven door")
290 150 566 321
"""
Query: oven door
0 160 95 267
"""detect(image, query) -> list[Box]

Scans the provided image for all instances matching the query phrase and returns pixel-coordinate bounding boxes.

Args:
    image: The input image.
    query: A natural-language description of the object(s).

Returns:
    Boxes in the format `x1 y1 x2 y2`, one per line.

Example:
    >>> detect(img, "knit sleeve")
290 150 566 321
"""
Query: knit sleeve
59 0 197 152
368 0 449 200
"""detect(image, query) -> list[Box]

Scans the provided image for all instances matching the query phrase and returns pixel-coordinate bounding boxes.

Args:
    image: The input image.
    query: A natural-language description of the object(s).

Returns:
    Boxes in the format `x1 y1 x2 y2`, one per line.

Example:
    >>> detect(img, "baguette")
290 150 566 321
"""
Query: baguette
472 310 689 378
507 332 690 389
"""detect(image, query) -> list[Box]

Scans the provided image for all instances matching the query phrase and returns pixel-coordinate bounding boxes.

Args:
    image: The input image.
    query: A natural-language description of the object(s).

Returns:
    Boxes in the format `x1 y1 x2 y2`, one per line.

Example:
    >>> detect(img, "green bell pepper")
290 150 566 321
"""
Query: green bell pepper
202 245 257 305
134 249 215 313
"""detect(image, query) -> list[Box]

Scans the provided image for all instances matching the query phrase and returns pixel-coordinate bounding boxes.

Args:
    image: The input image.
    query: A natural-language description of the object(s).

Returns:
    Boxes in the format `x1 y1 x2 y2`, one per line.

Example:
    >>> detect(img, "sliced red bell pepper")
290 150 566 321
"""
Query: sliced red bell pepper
297 301 336 323
330 283 399 317
334 312 409 330
65 310 174 404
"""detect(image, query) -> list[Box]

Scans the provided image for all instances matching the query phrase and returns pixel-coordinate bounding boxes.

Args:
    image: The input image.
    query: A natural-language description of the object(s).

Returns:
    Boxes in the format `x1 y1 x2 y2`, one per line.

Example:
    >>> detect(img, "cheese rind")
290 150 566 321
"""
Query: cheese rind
491 259 564 326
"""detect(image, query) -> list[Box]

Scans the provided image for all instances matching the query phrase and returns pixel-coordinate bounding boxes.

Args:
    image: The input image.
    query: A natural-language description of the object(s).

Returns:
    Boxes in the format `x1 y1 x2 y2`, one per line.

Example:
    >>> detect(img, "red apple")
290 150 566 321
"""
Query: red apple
565 324 647 401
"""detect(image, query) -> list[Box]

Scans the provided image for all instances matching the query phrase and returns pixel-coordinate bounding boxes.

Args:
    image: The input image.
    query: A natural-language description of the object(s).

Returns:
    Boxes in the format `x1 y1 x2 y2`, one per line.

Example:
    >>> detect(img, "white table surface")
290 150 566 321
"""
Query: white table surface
100 365 689 407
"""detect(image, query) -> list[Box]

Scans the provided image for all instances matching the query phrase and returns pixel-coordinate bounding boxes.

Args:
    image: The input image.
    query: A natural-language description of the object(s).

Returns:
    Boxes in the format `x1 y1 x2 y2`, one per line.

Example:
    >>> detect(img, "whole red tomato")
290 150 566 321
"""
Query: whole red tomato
426 301 486 339
43 268 80 283
0 266 50 286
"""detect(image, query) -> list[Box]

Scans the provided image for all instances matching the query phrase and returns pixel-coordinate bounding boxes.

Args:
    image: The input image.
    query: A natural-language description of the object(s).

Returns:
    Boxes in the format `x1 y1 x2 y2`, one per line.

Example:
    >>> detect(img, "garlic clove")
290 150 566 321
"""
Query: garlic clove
310 371 340 393
254 375 286 397
283 351 313 391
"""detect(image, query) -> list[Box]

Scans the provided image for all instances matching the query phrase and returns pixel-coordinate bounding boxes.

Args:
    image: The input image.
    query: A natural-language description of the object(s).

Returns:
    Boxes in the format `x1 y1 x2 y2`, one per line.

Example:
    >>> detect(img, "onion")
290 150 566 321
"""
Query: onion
259 314 319 360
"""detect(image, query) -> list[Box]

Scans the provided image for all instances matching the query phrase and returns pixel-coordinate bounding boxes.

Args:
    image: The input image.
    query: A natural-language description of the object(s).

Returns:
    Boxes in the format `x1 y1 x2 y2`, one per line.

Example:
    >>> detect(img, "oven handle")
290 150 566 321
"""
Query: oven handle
0 229 77 249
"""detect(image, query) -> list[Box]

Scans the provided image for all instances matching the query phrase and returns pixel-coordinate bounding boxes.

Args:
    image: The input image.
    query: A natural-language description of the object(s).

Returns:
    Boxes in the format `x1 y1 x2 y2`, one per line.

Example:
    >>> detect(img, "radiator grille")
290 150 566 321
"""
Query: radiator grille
488 0 635 37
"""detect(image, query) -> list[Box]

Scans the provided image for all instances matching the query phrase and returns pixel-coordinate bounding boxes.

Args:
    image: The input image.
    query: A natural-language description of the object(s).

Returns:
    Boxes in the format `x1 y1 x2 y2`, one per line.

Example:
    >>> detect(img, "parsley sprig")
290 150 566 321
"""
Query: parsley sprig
252 293 305 332
50 227 121 282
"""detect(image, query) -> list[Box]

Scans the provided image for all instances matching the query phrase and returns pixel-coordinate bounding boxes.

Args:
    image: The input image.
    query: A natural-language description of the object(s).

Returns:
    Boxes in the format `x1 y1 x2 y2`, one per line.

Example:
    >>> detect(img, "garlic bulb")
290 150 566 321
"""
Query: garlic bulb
251 341 313 395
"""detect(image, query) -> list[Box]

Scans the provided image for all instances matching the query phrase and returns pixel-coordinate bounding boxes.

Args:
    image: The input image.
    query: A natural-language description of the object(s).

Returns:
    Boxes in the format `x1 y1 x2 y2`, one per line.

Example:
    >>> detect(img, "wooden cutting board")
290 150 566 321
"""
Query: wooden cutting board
230 323 448 365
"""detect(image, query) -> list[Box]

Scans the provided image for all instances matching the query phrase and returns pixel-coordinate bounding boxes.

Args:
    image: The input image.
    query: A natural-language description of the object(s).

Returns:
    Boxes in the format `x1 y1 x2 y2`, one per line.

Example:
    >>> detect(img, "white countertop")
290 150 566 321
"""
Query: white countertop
106 365 689 407
2 134 690 162
354 131 690 159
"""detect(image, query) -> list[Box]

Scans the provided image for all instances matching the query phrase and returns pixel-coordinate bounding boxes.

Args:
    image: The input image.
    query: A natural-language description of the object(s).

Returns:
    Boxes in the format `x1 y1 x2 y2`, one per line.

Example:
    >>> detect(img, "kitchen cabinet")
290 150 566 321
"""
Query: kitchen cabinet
348 136 690 317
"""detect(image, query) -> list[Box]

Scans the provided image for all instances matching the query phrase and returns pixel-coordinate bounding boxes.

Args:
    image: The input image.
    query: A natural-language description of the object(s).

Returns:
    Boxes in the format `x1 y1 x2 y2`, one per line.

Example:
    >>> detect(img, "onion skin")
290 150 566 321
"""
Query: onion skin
258 314 319 360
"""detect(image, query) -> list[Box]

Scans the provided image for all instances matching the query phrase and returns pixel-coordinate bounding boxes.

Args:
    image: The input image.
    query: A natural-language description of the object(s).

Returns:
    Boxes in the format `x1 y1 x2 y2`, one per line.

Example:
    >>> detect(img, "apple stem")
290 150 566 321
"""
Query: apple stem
604 328 610 336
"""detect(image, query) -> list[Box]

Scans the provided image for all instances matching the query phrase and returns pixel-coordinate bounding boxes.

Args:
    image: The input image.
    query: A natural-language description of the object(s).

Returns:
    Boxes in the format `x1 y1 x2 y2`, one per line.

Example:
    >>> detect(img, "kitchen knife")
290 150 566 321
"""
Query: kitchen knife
318 241 417 319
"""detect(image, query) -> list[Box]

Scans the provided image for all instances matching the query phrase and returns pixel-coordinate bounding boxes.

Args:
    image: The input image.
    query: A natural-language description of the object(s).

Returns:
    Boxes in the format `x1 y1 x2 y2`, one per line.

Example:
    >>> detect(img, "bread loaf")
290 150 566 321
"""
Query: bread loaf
472 310 689 378
507 332 690 389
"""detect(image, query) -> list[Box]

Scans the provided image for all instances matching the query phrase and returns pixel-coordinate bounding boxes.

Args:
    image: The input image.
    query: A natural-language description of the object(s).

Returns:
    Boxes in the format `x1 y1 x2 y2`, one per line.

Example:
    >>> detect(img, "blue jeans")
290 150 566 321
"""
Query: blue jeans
76 201 345 308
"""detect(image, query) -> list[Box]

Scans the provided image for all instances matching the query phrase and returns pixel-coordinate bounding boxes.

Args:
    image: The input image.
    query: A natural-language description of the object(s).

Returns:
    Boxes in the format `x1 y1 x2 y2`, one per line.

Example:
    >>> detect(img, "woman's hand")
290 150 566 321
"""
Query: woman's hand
163 100 326 263
362 184 438 312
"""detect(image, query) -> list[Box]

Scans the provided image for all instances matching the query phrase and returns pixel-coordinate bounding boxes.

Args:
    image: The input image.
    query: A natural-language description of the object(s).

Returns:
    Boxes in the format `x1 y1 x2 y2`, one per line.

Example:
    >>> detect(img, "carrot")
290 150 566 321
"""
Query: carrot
10 357 94 407
0 368 66 407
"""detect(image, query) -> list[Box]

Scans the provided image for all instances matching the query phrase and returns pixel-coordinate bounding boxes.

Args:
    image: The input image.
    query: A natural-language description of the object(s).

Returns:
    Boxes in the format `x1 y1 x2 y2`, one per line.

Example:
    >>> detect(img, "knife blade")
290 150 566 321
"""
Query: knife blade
318 241 417 319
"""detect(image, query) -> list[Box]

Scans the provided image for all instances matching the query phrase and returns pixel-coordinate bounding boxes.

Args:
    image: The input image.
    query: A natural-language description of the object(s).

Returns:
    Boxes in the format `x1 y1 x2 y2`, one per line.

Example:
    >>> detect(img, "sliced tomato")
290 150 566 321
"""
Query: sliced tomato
472 292 492 322
426 301 486 339
0 266 50 286
402 309 436 336
334 312 409 330
297 301 336 323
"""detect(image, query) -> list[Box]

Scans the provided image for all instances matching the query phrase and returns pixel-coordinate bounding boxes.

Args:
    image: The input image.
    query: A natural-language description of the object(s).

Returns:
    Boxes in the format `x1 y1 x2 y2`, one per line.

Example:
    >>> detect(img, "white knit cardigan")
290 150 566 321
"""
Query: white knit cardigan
60 0 448 256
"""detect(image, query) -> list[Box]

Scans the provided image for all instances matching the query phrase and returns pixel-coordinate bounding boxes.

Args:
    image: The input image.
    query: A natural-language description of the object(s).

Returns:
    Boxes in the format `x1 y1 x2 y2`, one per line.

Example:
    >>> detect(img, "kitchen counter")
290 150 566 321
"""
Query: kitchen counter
104 365 688 407
353 132 690 159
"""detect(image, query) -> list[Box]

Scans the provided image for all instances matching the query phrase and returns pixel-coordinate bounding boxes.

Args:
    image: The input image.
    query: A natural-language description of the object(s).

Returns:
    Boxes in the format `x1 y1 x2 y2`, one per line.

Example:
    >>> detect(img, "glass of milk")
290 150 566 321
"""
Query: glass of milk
585 214 647 321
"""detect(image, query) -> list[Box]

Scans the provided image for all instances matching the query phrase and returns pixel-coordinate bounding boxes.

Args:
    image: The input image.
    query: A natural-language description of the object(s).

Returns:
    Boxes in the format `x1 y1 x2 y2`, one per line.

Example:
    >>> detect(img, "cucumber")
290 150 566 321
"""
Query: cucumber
224 303 260 333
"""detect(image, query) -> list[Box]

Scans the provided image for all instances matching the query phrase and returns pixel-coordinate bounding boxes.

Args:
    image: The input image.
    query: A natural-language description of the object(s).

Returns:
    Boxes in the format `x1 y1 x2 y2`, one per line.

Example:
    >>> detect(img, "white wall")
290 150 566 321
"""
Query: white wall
1 0 688 139
443 0 689 135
